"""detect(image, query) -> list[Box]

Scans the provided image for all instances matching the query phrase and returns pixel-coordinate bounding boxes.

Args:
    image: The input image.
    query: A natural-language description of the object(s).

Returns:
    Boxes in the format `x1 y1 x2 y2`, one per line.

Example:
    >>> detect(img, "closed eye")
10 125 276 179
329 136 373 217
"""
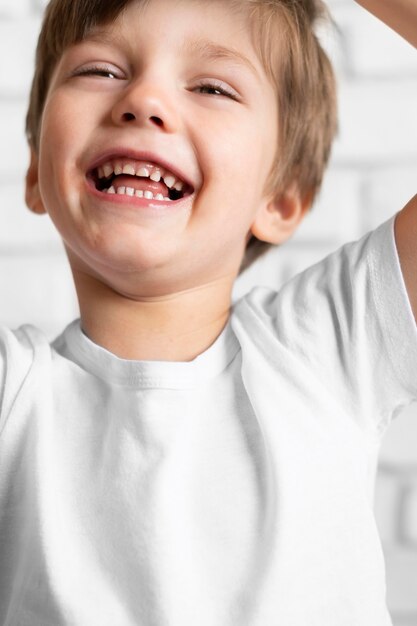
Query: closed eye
72 65 122 80
71 68 238 99
194 81 238 101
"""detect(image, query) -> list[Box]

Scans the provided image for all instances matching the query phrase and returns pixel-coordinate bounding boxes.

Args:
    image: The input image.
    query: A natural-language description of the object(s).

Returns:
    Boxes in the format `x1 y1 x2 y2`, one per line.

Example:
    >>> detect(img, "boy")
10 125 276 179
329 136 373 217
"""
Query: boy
1 0 416 624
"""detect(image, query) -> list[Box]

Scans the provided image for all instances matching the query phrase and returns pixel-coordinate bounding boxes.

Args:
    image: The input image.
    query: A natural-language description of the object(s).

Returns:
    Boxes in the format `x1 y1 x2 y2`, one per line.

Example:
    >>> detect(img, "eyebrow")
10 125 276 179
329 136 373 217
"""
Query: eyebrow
181 38 261 81
82 32 261 81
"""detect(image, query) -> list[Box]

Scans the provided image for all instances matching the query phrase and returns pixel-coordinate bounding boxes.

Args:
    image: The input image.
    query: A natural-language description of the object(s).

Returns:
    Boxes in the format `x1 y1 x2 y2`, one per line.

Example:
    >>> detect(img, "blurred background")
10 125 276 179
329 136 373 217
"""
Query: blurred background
0 0 416 623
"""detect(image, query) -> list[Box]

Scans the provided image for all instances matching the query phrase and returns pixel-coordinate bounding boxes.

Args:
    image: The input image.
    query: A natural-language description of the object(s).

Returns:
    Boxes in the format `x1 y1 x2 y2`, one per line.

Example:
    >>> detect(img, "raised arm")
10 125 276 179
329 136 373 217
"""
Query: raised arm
354 0 417 47
393 195 417 325
353 0 417 324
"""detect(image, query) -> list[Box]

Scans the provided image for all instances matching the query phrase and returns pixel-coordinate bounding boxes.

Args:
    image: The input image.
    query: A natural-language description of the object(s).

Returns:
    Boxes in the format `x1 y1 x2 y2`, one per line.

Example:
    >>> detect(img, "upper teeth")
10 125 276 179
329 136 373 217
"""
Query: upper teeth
97 160 186 191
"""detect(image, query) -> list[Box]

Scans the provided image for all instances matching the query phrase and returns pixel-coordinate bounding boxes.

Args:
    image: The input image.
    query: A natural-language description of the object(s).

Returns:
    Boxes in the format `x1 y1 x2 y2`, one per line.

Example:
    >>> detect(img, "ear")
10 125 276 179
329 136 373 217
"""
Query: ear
25 147 47 215
249 182 313 245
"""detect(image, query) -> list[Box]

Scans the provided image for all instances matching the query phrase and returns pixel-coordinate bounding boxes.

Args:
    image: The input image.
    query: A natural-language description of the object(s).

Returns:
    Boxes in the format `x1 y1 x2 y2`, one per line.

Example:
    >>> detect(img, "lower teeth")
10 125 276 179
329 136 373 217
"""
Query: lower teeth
106 186 172 201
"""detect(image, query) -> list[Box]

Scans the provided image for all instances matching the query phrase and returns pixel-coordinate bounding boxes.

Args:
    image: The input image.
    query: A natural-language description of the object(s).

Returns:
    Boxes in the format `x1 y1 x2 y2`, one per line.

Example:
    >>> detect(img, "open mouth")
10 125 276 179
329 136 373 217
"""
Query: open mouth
88 158 195 202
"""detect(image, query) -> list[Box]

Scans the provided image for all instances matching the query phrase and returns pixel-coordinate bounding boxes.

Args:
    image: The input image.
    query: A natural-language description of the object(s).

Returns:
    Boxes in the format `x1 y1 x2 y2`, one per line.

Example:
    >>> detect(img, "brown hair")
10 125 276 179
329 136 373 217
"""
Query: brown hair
26 0 339 275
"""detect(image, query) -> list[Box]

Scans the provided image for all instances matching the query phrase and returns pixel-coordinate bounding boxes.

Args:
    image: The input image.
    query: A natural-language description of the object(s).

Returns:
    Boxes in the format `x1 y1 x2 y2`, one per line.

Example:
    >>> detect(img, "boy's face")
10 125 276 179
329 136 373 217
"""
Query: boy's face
27 0 303 295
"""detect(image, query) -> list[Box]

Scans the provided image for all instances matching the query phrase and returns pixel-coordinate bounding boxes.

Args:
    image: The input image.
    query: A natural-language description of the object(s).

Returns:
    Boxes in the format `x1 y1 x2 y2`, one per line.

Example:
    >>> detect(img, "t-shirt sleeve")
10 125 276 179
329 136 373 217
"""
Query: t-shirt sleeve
0 326 37 437
267 213 417 439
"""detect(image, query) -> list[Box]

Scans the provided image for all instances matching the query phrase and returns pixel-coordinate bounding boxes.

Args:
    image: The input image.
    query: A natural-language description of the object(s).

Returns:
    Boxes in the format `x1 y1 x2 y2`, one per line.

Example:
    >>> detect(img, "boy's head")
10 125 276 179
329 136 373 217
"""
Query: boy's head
25 0 338 290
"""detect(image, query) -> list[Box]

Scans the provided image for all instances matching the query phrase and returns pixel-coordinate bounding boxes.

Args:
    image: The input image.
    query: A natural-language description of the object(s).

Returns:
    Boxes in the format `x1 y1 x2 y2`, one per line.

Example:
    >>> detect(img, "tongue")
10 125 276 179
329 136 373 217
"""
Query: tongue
112 175 170 196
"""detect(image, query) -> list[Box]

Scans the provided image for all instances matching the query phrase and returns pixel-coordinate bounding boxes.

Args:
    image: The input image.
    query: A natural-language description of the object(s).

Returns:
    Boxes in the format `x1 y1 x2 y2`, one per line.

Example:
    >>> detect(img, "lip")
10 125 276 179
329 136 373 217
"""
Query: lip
86 147 196 192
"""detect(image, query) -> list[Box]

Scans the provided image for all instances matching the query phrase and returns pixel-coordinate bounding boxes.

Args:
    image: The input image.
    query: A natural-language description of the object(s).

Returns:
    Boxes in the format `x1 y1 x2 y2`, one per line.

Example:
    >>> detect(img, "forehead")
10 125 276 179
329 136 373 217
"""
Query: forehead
82 0 268 81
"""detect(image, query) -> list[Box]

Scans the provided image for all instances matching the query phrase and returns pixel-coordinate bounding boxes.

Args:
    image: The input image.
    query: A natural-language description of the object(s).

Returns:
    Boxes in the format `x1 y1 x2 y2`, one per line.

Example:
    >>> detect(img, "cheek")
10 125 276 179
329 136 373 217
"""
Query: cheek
38 93 95 202
40 93 85 156
202 113 269 185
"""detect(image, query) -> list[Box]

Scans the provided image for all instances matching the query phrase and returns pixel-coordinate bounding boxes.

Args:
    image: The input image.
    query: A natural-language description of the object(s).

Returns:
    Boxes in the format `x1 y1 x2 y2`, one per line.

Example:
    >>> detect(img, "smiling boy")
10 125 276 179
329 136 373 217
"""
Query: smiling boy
26 0 293 364
1 0 417 625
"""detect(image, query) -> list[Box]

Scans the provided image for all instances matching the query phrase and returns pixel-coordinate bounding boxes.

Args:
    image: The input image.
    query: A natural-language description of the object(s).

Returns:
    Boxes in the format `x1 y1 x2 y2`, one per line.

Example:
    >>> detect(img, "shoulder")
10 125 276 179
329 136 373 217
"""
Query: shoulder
231 215 417 436
235 215 398 320
0 323 52 366
0 323 52 433
231 214 406 368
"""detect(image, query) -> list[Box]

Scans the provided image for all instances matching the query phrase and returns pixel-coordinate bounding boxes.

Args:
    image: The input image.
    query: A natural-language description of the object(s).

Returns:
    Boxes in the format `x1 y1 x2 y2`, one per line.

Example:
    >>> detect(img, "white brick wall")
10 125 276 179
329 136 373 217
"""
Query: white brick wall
0 1 79 338
0 1 416 623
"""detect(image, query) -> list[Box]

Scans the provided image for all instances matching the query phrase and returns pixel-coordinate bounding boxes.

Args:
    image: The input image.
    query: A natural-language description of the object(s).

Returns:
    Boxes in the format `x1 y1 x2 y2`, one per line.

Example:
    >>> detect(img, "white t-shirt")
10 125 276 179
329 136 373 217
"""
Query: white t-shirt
1 214 417 626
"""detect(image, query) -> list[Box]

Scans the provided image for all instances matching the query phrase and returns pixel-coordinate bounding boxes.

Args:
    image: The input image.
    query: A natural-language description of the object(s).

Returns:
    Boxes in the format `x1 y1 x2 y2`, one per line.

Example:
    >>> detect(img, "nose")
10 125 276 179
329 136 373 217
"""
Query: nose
111 76 180 133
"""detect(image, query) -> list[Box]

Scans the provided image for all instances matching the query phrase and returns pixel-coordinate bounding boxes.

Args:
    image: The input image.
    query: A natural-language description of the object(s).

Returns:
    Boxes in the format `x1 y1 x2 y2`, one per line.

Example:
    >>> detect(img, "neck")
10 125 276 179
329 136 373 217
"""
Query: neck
71 270 233 362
